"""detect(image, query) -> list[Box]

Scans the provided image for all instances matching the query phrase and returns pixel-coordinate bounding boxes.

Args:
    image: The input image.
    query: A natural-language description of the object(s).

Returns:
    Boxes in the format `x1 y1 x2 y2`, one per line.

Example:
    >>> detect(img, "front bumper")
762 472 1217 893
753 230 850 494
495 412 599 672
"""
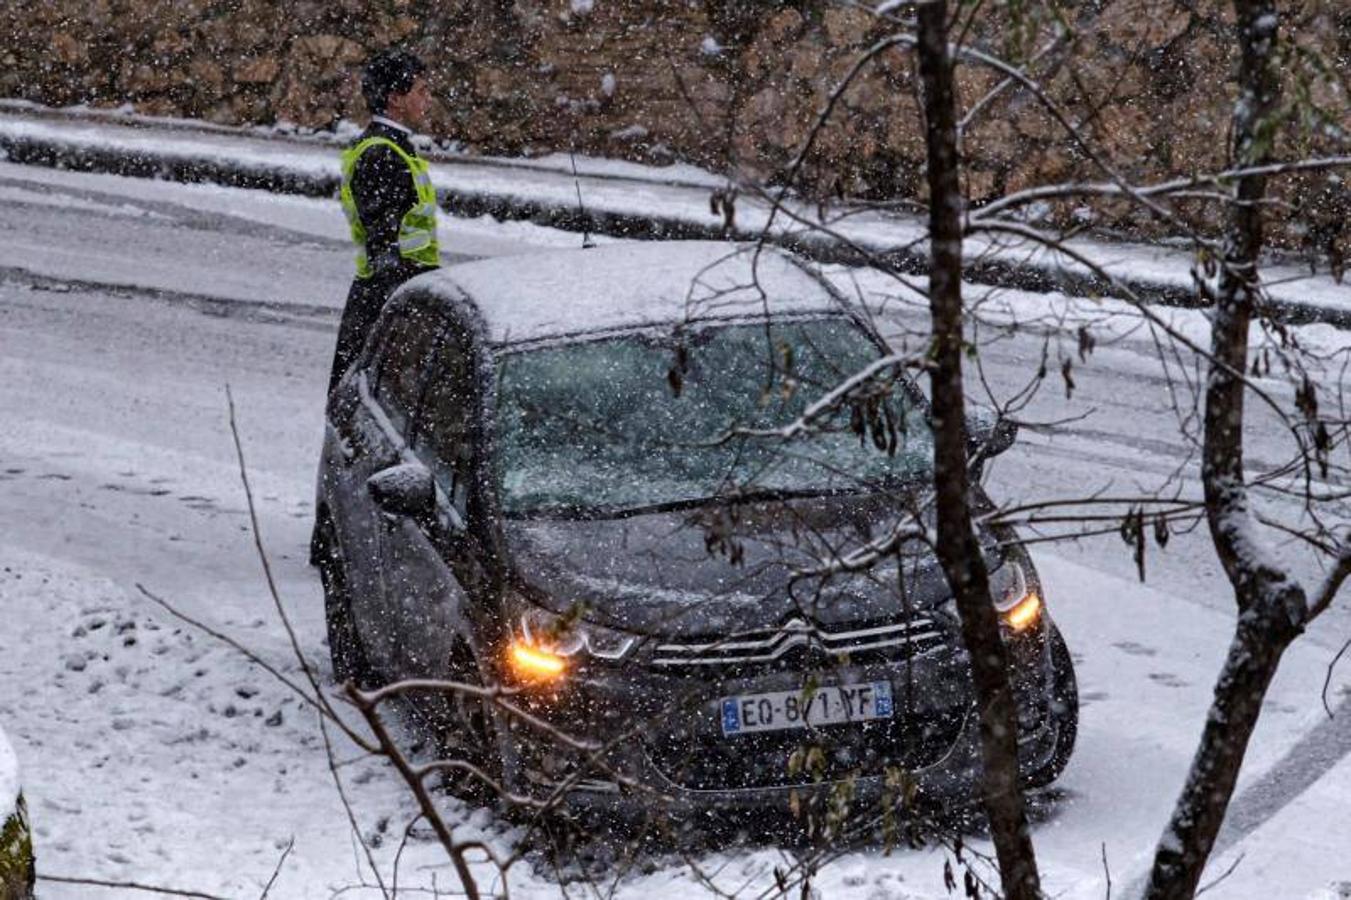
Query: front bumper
500 619 1067 821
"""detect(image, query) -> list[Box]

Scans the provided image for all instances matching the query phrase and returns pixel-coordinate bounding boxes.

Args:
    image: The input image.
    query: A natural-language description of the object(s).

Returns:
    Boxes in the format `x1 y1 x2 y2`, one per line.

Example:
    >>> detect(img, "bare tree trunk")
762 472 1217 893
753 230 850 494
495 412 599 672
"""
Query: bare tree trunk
915 5 1042 898
1142 3 1309 897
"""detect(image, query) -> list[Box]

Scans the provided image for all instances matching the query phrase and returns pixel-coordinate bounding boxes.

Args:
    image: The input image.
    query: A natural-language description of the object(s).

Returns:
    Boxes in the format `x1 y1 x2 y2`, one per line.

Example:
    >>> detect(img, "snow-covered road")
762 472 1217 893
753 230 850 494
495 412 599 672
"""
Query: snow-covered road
1 164 1348 898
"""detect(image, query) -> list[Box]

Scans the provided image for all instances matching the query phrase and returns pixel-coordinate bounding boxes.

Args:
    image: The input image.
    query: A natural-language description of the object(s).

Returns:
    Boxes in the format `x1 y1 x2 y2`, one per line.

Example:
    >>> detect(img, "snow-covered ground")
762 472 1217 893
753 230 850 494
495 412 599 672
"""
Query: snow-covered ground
1 163 1349 898
0 725 17 817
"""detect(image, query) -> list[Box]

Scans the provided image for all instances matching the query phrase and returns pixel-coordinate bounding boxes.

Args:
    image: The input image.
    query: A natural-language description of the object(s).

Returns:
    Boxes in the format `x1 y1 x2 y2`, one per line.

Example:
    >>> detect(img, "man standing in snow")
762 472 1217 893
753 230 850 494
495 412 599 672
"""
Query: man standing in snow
325 48 441 396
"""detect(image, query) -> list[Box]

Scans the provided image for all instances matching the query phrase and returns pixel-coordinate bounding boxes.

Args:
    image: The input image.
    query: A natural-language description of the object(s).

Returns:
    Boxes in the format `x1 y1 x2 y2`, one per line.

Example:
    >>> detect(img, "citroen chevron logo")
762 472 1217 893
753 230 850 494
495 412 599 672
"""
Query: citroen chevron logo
652 613 943 666
755 617 834 662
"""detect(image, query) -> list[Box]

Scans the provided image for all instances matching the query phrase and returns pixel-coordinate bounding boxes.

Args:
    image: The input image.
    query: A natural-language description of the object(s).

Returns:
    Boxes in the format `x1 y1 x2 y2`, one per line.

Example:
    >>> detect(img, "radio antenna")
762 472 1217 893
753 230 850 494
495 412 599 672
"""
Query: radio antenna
569 146 596 249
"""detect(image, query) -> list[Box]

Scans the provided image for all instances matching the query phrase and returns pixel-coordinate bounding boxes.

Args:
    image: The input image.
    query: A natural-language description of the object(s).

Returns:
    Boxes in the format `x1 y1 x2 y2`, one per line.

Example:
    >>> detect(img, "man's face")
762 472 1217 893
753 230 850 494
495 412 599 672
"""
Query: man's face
387 75 432 130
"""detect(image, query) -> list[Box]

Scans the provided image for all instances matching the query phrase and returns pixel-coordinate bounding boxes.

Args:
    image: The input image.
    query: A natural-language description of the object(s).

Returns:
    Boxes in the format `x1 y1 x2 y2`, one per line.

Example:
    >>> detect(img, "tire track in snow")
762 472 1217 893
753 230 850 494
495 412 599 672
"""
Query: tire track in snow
0 266 340 330
0 173 350 249
1211 679 1351 858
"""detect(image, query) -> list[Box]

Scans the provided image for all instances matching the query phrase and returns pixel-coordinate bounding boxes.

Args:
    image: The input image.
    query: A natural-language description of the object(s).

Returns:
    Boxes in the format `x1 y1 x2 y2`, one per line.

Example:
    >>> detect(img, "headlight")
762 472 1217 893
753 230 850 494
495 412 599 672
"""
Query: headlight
943 562 1042 632
506 604 637 682
991 561 1042 631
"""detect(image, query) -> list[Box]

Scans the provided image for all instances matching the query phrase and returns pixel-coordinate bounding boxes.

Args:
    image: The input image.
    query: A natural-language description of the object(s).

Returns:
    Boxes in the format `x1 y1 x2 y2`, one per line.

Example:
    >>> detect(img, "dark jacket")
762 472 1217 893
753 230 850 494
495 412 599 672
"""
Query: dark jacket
350 120 435 282
327 120 439 395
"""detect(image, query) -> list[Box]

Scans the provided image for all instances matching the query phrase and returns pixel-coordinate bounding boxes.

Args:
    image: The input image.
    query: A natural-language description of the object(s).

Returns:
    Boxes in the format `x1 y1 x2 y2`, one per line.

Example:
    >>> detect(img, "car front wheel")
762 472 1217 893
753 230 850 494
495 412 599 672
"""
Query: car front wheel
1024 625 1078 789
433 643 504 804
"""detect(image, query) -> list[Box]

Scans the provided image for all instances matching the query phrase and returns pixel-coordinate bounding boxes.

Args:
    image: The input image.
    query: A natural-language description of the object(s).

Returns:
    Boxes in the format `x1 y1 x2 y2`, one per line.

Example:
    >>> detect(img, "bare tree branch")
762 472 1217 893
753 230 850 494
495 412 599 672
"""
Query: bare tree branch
37 874 229 900
258 836 294 900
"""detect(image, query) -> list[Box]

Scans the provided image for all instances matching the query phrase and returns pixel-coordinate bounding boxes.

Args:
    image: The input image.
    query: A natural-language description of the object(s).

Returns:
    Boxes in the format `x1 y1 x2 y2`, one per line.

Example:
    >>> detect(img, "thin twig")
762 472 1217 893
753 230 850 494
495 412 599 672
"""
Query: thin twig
1321 636 1351 719
37 874 229 900
1194 852 1245 897
224 385 334 721
345 683 484 900
218 389 388 896
258 836 295 899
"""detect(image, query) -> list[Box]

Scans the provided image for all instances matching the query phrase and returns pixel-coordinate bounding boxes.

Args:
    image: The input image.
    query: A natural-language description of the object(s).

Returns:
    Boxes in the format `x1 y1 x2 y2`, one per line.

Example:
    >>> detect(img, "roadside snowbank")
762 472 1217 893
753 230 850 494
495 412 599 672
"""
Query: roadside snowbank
0 726 17 813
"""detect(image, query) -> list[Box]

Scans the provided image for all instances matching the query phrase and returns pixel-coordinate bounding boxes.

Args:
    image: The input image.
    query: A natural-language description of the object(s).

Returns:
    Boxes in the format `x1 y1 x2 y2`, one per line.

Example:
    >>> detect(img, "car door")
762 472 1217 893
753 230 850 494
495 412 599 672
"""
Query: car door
337 301 444 677
324 314 405 621
377 316 481 682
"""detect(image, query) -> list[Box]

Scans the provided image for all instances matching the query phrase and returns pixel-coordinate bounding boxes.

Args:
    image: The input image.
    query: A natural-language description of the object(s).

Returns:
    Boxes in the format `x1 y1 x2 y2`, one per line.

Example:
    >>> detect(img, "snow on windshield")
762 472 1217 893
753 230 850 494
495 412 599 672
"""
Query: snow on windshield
494 316 933 515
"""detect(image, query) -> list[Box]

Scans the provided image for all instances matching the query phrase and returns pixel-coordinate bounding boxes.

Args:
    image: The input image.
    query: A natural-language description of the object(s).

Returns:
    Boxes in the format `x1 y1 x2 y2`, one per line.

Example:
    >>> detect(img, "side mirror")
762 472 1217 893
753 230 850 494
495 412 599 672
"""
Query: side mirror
367 462 435 519
967 411 1018 463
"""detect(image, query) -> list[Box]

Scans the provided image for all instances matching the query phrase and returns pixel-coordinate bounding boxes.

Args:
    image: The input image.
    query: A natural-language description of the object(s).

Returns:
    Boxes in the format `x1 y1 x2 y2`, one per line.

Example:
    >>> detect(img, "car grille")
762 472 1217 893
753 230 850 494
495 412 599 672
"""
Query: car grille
649 613 947 670
640 613 964 792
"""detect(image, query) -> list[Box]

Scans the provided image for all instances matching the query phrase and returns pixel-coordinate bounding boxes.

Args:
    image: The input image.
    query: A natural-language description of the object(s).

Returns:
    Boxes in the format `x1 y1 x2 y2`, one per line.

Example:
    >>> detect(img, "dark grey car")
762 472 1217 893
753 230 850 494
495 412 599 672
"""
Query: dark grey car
312 241 1077 817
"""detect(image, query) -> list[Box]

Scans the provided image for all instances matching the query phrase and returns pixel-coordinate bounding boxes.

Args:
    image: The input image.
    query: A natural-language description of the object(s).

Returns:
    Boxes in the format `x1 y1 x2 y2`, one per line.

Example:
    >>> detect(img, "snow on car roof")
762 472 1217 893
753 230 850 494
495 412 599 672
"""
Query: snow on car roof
0 724 18 812
406 241 848 345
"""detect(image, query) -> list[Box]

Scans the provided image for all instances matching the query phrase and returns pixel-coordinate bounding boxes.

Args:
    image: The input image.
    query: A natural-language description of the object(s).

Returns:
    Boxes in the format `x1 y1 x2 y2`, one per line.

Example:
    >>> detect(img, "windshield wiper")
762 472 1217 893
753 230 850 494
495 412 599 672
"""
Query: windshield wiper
508 485 880 522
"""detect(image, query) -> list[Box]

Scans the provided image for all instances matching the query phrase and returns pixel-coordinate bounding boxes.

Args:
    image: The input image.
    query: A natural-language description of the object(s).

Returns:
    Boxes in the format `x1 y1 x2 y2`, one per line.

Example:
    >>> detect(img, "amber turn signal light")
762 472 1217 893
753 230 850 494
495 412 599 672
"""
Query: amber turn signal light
1003 592 1042 632
508 640 567 681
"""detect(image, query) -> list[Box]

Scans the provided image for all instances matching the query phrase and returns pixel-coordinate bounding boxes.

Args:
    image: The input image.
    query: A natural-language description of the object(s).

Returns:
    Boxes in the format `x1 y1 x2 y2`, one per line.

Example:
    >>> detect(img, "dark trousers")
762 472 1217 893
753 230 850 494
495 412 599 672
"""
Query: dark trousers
326 271 406 398
314 269 413 563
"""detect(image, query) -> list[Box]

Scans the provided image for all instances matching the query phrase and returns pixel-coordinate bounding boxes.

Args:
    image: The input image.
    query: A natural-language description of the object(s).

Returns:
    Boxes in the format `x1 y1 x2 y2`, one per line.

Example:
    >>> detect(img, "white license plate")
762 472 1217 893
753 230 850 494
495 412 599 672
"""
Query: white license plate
720 681 893 736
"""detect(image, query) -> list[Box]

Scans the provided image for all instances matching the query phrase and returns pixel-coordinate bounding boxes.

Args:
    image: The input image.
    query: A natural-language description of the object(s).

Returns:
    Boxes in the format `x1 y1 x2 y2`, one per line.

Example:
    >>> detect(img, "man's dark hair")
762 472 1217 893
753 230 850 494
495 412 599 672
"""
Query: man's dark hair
362 48 427 115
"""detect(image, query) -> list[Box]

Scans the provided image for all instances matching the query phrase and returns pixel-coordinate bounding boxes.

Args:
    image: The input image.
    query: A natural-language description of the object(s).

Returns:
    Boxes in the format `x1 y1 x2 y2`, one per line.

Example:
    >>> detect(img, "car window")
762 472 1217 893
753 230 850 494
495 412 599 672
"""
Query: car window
372 304 441 434
417 326 475 515
494 316 933 516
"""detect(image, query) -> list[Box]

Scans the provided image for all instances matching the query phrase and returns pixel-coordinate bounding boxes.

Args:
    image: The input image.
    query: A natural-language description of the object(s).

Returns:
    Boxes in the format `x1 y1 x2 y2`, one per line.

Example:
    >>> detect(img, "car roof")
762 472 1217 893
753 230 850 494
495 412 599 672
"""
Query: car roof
401 241 850 346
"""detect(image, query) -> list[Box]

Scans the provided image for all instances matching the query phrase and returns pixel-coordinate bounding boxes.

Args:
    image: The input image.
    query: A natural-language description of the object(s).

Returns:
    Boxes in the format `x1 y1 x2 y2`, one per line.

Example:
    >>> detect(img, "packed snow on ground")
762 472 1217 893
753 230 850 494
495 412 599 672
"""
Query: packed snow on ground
4 543 1348 898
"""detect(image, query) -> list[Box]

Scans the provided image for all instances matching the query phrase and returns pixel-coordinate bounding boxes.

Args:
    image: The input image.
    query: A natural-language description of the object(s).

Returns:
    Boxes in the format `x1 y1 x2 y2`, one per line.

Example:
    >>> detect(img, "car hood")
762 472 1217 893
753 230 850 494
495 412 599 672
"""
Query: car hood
502 493 1004 638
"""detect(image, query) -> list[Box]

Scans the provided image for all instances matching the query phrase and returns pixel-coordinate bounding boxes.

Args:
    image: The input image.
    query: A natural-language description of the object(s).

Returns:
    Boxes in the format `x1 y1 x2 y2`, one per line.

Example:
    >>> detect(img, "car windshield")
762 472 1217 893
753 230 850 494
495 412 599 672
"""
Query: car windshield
494 317 932 516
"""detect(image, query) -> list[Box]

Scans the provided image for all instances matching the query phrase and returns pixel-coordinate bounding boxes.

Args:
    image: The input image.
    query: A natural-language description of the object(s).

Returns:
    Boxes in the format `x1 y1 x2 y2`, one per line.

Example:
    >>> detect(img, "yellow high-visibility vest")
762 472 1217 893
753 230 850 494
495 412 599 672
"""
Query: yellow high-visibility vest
339 137 440 279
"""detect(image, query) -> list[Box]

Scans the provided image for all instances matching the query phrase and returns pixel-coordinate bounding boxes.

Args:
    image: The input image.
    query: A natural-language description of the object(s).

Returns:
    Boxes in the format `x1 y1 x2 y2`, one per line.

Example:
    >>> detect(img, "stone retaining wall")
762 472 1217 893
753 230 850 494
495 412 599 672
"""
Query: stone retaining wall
4 1 1347 258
